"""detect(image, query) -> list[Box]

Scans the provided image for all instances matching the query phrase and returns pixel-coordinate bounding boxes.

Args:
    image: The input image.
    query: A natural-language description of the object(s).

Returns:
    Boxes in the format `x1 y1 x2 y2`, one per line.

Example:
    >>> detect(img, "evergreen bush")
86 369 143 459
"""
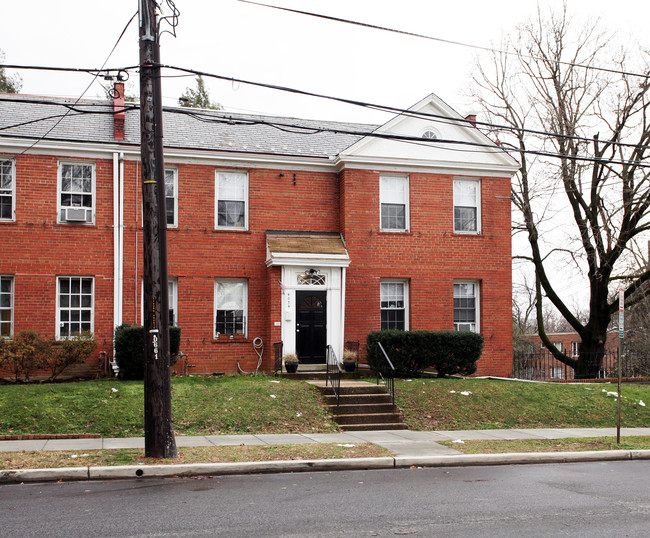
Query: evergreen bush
366 330 483 378
114 324 181 380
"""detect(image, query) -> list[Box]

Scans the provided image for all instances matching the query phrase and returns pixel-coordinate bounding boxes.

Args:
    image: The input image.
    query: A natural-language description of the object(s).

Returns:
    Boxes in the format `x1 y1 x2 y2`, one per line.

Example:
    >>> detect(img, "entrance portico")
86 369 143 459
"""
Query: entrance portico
266 231 351 363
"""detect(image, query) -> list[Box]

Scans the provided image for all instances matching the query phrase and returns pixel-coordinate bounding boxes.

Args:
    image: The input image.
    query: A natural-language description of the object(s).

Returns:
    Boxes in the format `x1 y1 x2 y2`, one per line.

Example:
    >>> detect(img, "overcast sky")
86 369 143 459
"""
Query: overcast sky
3 0 649 125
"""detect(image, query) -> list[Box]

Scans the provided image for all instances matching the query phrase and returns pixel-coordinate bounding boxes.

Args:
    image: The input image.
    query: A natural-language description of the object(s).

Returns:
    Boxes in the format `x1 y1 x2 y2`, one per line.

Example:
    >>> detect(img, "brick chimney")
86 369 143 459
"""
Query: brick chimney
465 114 477 127
113 81 125 140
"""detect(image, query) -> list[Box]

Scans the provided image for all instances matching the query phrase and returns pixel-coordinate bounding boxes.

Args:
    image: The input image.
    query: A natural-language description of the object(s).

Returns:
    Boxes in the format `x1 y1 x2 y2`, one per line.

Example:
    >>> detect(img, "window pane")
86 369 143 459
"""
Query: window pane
380 176 407 204
381 203 405 230
454 206 477 232
217 200 245 227
217 281 244 310
218 173 246 200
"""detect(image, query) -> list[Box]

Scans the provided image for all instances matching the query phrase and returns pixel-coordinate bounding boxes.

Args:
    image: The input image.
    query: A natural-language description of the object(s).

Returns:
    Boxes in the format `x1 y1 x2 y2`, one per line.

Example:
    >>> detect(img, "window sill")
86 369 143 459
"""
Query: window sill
212 228 251 234
212 335 249 343
452 231 483 237
378 230 412 235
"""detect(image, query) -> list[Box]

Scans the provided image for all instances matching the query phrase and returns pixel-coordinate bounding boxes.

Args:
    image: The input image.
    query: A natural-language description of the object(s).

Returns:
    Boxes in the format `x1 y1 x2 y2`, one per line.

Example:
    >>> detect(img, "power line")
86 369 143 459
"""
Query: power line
10 10 138 158
239 0 650 80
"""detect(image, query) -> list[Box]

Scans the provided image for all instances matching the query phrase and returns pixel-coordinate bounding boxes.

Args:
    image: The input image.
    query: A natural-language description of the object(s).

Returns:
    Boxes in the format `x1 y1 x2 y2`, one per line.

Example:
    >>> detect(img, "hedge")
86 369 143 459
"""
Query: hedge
366 330 483 378
114 324 181 380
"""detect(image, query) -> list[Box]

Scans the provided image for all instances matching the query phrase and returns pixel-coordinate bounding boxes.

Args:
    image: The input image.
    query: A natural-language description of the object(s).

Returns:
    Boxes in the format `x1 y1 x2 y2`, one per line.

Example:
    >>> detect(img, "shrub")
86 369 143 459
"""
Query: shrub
366 330 484 378
48 332 97 381
114 324 181 380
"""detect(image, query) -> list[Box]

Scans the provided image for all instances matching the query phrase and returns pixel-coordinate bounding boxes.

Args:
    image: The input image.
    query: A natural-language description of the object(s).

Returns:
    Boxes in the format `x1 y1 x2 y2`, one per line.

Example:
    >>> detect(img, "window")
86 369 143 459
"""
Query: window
0 275 13 338
380 175 409 231
57 277 93 338
454 281 479 332
165 168 178 227
571 341 581 357
140 278 179 326
553 341 563 352
380 280 408 330
59 162 94 223
168 278 178 326
453 178 480 233
551 367 564 379
215 279 247 336
0 159 15 221
215 171 248 229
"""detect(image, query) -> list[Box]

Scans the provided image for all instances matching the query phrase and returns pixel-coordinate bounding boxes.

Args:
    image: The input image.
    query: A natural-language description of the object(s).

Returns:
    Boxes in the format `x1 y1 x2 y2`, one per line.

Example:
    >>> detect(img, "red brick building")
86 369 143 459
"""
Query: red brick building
0 88 519 376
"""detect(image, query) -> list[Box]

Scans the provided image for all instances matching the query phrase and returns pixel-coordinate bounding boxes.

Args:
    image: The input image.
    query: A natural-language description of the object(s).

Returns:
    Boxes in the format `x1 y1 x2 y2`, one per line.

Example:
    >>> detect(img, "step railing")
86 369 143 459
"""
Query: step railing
375 342 396 407
326 344 342 409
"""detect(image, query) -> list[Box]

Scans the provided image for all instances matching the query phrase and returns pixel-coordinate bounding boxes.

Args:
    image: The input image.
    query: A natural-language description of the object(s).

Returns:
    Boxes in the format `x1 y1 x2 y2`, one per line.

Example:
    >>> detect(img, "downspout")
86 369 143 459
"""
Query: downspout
340 266 347 359
112 152 121 370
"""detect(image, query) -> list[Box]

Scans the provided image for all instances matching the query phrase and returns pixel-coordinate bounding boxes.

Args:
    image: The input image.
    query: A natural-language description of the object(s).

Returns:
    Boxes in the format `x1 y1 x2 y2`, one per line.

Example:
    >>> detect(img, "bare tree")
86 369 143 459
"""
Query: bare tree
473 5 650 377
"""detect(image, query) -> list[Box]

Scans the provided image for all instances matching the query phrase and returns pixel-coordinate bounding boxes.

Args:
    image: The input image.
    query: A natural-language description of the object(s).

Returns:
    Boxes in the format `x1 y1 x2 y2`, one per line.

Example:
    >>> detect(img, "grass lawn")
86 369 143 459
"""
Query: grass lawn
439 436 650 454
0 443 391 471
0 376 338 437
0 376 648 438
396 378 650 430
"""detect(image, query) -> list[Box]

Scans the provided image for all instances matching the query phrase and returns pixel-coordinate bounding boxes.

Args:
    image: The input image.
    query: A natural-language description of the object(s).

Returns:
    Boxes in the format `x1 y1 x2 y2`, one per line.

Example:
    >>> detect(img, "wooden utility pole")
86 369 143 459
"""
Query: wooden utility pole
139 0 177 458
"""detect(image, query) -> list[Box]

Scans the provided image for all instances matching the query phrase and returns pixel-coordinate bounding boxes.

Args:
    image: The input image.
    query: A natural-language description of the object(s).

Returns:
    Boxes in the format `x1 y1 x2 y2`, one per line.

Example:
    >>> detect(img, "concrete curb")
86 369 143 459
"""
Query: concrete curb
2 450 649 484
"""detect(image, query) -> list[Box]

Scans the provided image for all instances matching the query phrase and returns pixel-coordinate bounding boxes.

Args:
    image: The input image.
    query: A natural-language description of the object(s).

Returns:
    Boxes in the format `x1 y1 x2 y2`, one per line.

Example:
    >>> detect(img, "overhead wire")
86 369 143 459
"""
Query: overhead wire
238 0 650 80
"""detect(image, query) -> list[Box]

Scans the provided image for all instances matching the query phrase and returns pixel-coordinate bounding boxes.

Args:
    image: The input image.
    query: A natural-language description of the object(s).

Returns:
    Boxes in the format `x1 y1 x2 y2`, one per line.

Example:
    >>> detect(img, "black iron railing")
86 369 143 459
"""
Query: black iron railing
513 349 649 381
326 344 341 409
273 341 283 373
375 342 395 407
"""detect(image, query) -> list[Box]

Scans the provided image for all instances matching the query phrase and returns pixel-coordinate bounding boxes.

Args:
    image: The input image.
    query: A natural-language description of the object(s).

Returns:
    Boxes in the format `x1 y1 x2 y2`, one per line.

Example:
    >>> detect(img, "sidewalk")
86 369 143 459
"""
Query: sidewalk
2 427 650 457
1 427 649 484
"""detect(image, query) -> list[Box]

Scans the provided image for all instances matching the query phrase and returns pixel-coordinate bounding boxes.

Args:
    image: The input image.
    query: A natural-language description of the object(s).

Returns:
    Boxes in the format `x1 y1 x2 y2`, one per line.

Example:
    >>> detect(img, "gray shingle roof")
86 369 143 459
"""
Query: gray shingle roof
0 93 376 159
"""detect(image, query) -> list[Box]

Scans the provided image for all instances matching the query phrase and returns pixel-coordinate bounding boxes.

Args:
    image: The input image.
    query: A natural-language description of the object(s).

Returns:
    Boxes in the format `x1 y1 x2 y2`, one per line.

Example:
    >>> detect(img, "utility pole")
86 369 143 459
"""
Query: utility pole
139 0 177 458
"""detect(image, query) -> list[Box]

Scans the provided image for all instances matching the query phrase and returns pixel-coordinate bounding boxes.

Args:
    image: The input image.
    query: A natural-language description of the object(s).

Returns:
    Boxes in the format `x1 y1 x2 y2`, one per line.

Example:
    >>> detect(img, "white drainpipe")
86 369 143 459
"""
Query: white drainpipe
112 152 124 370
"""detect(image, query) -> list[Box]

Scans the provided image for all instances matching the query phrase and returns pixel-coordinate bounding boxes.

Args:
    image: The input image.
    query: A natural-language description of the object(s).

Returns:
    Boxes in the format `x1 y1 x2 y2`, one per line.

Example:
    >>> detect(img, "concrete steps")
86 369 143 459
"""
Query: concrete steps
311 378 407 431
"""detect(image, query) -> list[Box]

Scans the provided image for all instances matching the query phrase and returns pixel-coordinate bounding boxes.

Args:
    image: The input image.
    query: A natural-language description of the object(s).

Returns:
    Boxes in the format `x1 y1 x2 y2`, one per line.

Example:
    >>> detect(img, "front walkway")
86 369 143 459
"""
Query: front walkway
1 428 648 457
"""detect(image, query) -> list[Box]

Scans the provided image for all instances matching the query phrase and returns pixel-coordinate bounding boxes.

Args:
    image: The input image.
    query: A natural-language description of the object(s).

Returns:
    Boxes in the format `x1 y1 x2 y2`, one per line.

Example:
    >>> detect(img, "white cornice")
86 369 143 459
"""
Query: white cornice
266 252 351 268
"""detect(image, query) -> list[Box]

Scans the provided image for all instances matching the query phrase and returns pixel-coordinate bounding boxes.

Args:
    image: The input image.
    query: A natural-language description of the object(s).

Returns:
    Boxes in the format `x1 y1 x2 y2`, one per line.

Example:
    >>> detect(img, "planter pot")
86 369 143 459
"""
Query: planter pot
285 362 299 373
342 360 356 373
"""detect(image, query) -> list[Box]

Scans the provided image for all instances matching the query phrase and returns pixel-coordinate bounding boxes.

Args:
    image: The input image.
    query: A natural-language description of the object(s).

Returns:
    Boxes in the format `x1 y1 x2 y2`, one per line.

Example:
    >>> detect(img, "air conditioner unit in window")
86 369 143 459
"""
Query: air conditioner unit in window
457 323 473 332
62 207 91 222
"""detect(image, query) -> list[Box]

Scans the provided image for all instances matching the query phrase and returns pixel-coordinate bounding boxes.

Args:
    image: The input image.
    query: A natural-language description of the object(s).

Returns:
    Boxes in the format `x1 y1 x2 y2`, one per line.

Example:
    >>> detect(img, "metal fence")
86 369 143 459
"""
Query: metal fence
513 349 650 381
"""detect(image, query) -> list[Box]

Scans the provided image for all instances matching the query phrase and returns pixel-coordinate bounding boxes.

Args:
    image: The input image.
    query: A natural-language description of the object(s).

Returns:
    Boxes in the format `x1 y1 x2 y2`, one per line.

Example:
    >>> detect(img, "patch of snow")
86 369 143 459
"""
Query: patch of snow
337 443 356 448
452 439 465 444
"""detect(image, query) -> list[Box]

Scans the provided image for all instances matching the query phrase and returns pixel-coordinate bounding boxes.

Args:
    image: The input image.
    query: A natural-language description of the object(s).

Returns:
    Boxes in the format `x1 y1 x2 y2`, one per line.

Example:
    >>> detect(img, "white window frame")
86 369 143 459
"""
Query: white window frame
0 275 14 338
168 278 178 327
380 175 409 232
140 278 179 327
453 280 480 333
165 168 178 228
380 279 409 331
58 161 96 224
453 178 481 234
56 276 94 339
553 341 563 352
571 341 580 357
214 278 248 338
0 159 16 222
215 171 248 230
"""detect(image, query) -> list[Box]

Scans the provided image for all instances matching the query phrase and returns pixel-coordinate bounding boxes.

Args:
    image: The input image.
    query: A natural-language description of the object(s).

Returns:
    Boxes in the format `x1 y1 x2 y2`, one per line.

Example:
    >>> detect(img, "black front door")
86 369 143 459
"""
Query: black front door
296 290 327 364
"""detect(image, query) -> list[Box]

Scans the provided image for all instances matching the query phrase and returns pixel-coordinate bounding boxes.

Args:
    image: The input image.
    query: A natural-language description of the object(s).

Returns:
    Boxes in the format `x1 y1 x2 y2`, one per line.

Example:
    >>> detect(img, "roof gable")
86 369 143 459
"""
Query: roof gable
339 93 519 176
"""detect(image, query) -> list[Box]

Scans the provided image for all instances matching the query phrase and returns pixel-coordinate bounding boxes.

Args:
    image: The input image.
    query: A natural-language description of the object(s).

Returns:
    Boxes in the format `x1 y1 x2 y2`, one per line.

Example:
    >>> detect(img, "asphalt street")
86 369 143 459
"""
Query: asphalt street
1 460 648 537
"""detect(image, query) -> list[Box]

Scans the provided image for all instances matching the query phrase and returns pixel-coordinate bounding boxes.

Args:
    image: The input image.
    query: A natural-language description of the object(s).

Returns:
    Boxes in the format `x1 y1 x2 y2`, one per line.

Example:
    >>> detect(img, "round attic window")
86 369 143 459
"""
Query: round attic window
422 129 439 140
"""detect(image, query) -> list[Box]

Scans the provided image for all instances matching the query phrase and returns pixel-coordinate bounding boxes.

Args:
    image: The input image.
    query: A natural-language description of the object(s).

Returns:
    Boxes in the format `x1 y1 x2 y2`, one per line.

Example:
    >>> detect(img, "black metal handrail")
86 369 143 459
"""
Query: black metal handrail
326 344 342 409
273 342 283 373
375 342 395 407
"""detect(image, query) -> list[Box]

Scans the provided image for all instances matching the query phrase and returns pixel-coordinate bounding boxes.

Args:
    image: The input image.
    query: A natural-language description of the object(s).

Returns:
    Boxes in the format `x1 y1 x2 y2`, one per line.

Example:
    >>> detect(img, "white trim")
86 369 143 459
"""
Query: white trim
380 279 409 331
0 274 14 339
56 276 94 339
266 252 351 268
0 158 16 222
453 177 481 234
168 278 178 327
215 170 249 231
453 280 480 333
57 160 96 225
380 174 410 232
214 278 248 338
165 167 179 228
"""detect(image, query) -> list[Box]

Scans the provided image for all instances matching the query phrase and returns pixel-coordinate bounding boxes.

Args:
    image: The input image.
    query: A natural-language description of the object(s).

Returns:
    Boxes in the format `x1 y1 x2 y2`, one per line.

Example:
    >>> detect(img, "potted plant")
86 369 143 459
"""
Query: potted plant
342 349 357 372
283 354 299 373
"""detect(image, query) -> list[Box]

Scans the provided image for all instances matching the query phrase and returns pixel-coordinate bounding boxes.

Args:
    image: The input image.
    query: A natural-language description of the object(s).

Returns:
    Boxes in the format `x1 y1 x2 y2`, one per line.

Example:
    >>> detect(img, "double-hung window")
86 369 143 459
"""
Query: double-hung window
57 276 93 338
571 341 581 357
59 162 94 224
215 279 247 337
0 159 15 221
216 171 248 229
0 275 13 338
165 168 178 227
453 281 479 332
380 280 408 330
380 175 409 232
453 178 481 233
168 278 178 326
